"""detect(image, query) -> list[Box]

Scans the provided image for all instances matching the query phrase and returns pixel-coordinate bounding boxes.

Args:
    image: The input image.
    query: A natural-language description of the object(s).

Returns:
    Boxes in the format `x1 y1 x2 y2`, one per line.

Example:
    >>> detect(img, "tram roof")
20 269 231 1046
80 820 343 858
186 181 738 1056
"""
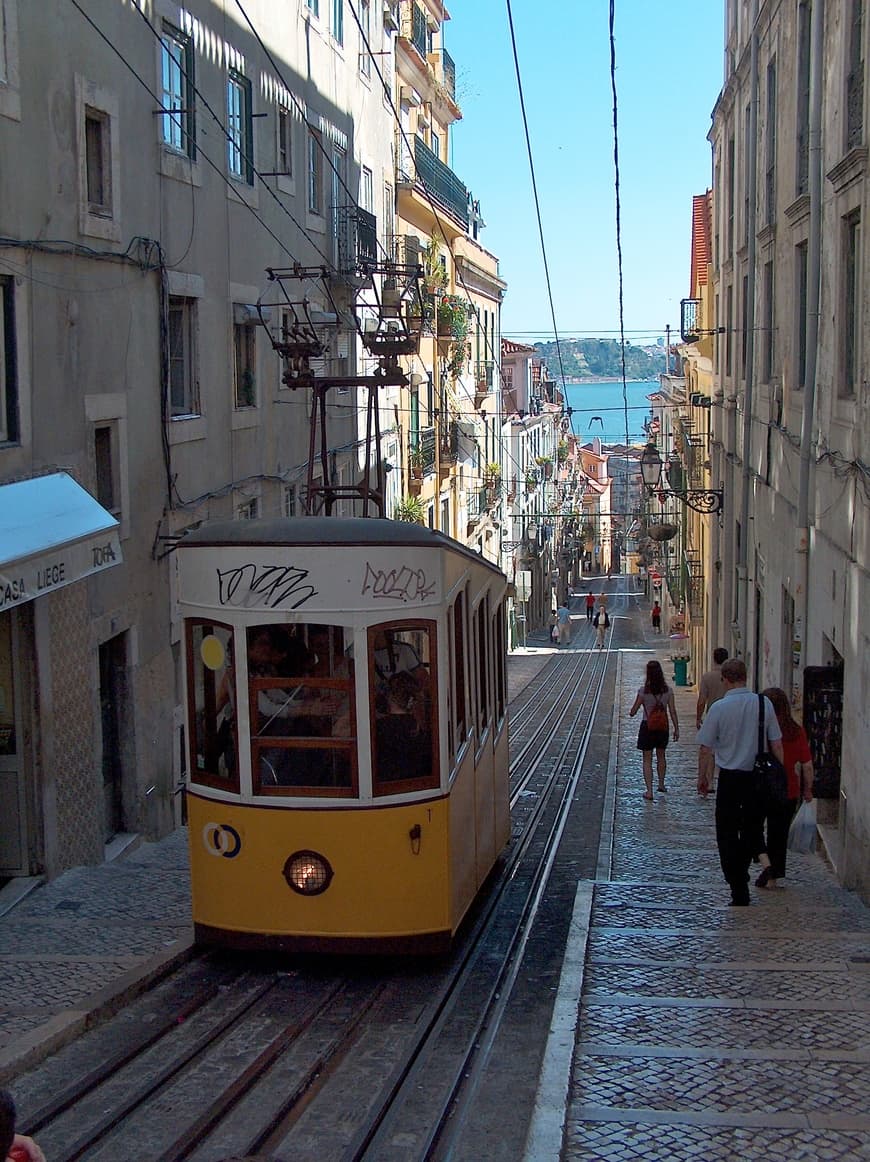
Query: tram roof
180 517 505 577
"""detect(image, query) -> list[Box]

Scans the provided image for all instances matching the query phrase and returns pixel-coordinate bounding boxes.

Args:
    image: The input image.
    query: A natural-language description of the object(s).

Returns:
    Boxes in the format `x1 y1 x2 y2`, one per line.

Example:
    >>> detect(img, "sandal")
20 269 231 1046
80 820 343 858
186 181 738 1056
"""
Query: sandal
657 784 667 792
643 792 654 801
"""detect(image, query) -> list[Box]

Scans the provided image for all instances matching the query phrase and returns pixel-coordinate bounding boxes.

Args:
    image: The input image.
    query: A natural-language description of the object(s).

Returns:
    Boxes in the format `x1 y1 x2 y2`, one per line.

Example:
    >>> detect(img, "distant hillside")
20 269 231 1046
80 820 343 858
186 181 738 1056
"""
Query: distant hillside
532 338 665 381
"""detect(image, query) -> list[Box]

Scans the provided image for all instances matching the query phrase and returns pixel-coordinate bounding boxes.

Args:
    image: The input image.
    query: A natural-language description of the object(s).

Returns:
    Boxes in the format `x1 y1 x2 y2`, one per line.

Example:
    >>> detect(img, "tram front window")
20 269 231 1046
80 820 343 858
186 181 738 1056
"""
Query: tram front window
248 623 357 795
369 623 437 793
186 621 239 791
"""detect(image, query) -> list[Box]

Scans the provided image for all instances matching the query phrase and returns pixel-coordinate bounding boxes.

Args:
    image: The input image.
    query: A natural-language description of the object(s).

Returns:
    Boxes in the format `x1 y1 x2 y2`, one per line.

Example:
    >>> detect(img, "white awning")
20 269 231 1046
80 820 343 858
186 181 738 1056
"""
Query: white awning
0 473 122 612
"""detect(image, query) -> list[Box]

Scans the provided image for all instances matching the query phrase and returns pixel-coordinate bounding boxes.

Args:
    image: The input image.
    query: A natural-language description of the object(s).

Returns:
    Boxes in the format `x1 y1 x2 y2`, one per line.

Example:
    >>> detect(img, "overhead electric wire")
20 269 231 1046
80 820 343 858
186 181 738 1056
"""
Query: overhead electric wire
608 0 632 452
65 0 333 273
503 0 571 410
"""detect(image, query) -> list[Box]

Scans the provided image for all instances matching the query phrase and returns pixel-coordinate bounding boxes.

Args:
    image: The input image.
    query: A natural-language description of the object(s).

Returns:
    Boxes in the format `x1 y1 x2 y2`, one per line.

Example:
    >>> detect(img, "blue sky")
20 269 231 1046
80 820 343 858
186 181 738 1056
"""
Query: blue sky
443 1 724 342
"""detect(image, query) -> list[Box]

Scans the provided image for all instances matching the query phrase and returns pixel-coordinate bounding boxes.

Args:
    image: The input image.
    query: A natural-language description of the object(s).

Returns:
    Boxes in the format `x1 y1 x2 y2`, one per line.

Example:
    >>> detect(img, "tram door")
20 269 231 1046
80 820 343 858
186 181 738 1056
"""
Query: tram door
99 633 129 841
0 611 27 875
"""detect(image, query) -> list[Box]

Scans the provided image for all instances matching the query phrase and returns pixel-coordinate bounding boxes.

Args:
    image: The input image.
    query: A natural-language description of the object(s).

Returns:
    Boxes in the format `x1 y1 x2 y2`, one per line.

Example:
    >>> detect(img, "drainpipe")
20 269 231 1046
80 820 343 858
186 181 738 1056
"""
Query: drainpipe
794 0 824 707
738 1 760 663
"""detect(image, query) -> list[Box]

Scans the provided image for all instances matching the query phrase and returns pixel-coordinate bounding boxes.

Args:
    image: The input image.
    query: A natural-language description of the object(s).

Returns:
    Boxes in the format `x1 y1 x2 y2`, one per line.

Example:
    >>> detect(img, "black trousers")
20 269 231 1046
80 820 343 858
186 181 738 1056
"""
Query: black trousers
763 797 800 878
715 768 763 902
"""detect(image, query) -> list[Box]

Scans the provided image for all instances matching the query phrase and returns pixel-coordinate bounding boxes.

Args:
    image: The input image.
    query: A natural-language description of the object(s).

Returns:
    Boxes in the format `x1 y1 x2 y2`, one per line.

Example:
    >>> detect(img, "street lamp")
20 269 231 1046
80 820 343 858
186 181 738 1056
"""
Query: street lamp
639 443 723 514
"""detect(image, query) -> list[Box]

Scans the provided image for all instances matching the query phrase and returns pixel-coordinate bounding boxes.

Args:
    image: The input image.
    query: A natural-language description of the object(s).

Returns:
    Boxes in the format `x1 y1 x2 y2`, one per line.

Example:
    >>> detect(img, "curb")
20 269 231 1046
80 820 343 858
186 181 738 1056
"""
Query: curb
0 932 196 1085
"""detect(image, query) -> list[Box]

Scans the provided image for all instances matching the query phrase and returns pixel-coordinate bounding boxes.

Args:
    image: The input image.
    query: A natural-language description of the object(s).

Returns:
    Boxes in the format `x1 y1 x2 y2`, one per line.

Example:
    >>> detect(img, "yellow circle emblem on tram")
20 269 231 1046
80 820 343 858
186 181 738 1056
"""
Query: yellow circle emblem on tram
200 634 226 671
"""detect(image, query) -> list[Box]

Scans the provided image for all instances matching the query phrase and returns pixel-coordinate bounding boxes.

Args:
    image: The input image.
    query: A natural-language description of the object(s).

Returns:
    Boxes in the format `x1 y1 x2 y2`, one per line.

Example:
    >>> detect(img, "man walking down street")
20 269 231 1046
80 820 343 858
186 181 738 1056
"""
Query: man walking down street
696 647 728 729
697 659 783 907
585 592 595 623
556 603 572 646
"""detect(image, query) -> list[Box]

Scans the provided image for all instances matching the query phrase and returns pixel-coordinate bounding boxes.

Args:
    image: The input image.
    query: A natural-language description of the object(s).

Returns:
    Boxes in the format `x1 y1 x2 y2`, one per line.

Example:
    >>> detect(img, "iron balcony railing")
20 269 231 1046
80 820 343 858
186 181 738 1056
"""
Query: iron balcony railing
440 419 460 463
680 298 701 344
335 205 378 273
401 1 429 59
413 137 469 228
475 360 495 389
442 49 456 102
419 425 436 474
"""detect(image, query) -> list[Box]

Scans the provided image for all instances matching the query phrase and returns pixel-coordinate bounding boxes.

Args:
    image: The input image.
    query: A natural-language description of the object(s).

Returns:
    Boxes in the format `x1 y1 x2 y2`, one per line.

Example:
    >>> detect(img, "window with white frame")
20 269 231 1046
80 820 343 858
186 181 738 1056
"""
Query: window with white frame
0 275 18 444
77 76 120 240
277 104 292 174
332 0 344 45
160 22 195 158
308 128 324 213
383 182 394 254
0 0 21 122
234 315 257 408
360 165 373 211
237 497 259 520
283 484 297 516
94 423 121 518
168 296 200 418
85 107 112 215
841 209 861 397
359 0 371 76
227 70 253 184
306 0 319 15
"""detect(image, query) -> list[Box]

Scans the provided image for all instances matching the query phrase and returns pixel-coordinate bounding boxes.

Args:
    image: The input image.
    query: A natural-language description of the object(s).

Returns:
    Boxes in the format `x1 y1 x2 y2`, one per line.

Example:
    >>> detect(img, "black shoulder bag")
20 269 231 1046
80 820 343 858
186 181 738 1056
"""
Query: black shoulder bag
753 694 788 806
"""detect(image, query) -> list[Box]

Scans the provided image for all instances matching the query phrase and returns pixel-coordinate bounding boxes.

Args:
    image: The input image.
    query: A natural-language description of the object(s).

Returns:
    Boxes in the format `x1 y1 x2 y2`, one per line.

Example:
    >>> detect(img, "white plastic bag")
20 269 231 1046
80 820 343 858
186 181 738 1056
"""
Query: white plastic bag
788 799 817 853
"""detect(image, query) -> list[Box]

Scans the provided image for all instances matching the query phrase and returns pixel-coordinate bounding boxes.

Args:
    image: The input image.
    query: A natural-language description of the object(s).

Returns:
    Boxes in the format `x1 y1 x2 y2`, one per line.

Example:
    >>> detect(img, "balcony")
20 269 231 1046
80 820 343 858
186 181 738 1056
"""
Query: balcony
334 205 378 275
419 425 436 475
404 137 469 229
680 298 701 344
684 548 705 623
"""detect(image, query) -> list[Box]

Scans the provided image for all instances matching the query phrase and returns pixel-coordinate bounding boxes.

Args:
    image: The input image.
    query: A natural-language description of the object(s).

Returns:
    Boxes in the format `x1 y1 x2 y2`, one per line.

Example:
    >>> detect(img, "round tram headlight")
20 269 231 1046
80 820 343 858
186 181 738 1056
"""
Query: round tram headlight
283 850 333 896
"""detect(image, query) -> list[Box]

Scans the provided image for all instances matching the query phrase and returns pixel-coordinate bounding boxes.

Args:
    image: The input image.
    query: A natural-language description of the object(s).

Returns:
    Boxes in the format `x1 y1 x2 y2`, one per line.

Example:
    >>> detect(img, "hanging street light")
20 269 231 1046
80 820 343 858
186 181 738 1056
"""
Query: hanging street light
639 443 723 515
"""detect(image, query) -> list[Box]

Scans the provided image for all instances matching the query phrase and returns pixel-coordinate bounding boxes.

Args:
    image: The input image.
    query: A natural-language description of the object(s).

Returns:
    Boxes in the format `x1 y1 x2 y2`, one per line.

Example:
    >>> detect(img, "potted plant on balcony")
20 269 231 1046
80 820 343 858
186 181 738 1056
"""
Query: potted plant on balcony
557 439 569 466
393 494 426 524
437 294 469 340
535 454 554 480
421 238 448 296
525 468 539 492
447 339 468 379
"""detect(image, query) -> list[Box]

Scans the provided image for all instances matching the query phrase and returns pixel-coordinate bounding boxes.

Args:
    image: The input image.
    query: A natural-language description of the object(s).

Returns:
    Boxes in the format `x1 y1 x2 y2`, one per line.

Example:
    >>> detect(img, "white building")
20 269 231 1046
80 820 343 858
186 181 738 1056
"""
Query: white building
709 0 869 899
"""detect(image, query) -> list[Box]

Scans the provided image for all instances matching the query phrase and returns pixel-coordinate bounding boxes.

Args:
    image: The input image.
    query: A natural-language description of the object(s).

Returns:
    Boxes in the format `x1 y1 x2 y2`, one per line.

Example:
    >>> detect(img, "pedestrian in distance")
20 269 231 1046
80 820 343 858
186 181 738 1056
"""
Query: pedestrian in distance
756 687 815 890
650 600 662 633
628 659 679 799
697 659 783 906
0 1090 45 1162
548 608 559 643
592 605 610 649
696 647 729 796
585 592 595 623
556 602 572 646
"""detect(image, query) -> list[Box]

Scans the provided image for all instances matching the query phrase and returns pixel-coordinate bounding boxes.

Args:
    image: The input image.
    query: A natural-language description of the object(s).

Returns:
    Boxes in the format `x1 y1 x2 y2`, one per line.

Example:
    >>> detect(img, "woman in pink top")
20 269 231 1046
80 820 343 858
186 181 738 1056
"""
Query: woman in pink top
757 687 814 888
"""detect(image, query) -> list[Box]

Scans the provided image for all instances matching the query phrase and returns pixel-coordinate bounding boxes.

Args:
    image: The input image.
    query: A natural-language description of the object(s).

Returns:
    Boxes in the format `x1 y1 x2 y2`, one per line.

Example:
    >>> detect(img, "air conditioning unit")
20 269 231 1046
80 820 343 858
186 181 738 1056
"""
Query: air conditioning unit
233 303 271 325
400 85 422 107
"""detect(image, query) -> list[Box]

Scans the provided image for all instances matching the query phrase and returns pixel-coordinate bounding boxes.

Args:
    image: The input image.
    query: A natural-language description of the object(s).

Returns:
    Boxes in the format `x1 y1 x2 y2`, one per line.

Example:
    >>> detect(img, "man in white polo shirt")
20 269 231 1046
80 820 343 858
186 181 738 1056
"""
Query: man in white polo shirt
697 658 783 907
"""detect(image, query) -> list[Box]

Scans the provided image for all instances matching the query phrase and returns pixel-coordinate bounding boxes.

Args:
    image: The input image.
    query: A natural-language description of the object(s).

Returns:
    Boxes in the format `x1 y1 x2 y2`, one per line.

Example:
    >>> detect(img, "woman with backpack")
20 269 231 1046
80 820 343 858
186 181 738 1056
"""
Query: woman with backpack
628 659 680 799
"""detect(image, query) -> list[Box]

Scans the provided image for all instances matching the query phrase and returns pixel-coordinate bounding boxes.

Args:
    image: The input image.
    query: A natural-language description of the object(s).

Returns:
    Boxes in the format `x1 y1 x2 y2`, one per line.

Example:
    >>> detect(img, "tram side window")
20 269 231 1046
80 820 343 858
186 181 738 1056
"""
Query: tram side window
370 623 438 793
475 596 491 742
186 621 239 790
493 599 507 726
248 623 356 795
448 589 468 768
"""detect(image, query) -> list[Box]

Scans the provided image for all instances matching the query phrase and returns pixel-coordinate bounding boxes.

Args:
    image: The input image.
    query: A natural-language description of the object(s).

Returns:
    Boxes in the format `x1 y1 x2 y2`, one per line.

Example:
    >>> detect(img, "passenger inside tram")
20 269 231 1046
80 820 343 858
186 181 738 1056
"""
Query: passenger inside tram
248 623 353 790
375 671 432 783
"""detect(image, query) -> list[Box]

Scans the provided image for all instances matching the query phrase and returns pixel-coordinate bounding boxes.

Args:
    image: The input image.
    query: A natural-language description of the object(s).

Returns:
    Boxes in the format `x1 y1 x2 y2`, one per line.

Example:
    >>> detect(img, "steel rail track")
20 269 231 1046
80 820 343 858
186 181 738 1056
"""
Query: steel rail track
15 597 624 1161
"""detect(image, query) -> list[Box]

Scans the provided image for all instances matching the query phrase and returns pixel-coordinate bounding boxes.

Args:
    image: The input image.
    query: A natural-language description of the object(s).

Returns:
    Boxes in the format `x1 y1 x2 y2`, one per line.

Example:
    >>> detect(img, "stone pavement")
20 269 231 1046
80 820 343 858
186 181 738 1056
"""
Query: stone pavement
1 642 868 1162
527 645 870 1161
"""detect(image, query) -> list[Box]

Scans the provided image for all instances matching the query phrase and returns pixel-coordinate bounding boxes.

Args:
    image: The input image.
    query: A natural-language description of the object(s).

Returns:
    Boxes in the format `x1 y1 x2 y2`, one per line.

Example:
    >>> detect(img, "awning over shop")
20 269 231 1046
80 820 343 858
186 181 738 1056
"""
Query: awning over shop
0 473 122 612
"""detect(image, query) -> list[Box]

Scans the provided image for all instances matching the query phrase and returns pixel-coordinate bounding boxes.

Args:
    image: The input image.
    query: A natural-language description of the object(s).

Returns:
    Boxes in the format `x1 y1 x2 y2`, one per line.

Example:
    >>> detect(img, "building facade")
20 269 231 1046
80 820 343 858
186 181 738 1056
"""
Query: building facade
709 0 869 898
0 0 397 879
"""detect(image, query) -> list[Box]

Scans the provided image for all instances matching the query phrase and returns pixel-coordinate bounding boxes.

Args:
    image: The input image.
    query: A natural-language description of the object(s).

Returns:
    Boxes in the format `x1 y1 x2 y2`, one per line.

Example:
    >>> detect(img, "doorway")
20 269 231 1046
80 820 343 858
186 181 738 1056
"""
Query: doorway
0 611 27 875
99 632 129 841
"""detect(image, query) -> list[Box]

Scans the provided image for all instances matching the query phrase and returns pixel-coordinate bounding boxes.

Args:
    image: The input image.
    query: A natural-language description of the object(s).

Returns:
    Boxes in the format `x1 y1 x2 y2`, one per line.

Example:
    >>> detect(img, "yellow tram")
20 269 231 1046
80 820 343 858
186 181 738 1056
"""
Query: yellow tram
177 517 510 954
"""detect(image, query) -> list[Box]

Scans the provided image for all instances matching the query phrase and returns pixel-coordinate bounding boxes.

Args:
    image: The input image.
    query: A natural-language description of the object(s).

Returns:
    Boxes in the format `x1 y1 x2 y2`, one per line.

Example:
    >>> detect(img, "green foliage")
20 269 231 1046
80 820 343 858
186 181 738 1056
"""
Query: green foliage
393 495 426 524
533 338 665 381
